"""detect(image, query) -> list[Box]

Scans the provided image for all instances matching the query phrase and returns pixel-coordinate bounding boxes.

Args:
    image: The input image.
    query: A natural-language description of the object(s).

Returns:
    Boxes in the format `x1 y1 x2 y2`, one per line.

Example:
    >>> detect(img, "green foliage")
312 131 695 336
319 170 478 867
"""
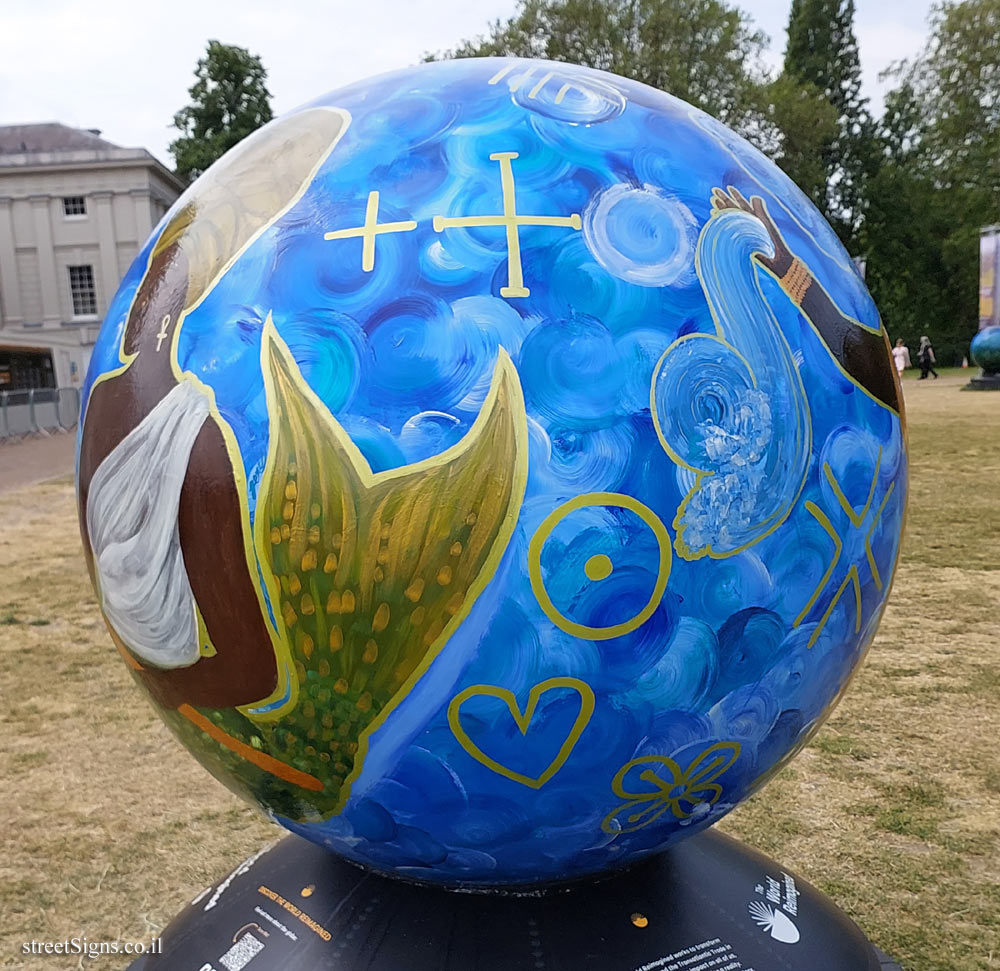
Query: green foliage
429 0 769 132
906 0 1000 192
865 0 1000 363
169 40 274 184
784 0 864 118
862 165 951 353
862 80 953 353
781 0 875 247
753 75 840 207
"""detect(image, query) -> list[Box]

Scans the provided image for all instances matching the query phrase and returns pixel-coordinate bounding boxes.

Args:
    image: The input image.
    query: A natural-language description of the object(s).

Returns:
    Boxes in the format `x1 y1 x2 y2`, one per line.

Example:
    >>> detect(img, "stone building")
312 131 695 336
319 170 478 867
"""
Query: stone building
0 123 183 390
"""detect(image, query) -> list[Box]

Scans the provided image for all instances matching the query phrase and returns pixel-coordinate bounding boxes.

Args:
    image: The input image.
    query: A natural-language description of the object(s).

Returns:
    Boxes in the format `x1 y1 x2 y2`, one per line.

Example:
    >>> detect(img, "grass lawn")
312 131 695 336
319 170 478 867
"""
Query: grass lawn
1 369 997 970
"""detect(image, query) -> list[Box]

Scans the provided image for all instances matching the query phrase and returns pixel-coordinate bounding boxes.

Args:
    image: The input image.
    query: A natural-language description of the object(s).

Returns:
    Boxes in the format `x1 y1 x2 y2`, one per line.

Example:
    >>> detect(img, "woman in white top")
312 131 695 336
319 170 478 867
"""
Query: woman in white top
891 339 911 377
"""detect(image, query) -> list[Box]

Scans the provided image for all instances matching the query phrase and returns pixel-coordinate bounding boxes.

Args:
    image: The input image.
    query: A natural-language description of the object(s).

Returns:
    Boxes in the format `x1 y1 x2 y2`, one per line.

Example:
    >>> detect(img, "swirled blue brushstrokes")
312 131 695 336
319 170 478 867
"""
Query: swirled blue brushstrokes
81 57 907 888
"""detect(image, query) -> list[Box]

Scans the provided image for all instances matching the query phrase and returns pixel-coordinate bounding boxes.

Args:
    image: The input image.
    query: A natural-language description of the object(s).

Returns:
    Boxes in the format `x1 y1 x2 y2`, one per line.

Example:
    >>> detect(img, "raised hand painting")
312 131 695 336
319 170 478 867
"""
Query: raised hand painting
651 187 900 562
709 187 899 412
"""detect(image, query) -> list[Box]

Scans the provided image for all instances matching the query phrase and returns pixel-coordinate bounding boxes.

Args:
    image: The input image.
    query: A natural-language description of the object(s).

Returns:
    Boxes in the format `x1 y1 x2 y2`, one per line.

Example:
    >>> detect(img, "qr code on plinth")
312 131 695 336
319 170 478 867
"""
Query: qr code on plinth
219 932 265 971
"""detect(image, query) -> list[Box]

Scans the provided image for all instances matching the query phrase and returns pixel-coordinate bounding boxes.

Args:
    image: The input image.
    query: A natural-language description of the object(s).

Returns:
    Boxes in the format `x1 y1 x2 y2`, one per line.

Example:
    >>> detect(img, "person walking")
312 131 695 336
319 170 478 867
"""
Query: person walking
918 335 938 379
891 339 911 378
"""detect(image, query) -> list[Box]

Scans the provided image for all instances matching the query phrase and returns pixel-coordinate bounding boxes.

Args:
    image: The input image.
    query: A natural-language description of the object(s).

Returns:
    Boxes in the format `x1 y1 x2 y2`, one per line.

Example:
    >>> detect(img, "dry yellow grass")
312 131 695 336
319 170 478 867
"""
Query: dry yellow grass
0 369 997 970
722 371 1000 969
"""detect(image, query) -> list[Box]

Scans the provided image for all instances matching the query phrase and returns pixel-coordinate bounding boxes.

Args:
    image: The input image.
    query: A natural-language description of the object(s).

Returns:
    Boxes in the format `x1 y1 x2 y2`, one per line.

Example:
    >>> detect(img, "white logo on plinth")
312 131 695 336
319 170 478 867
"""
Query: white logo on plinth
748 901 800 944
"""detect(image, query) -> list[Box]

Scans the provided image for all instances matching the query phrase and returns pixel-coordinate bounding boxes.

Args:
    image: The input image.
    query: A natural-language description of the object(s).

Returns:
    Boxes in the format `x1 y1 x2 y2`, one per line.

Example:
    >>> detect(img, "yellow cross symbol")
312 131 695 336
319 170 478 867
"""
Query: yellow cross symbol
324 191 417 272
433 152 582 298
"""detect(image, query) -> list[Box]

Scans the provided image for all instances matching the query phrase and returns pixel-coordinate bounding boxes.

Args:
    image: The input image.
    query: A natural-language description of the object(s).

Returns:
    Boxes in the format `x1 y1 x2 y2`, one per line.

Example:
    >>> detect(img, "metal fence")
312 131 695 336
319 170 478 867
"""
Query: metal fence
0 387 80 439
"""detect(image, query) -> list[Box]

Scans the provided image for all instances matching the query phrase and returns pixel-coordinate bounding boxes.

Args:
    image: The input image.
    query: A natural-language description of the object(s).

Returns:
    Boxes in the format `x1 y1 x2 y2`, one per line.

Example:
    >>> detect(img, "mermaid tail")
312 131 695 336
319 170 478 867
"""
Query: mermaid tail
245 319 528 813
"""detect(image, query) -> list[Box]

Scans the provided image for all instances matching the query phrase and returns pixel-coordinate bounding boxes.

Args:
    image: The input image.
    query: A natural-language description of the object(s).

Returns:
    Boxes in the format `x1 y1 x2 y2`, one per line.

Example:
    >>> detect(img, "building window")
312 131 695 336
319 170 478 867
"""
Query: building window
68 265 97 317
62 196 86 217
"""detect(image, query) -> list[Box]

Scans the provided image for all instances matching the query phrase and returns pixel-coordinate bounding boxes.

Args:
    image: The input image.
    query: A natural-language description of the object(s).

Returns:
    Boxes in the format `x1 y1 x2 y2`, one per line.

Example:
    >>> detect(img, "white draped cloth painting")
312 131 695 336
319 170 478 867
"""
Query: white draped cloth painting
87 381 210 670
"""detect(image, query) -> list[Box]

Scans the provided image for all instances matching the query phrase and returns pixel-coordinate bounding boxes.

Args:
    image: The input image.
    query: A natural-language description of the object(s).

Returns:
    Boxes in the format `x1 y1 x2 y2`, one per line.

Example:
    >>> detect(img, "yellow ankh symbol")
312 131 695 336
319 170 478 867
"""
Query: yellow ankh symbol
434 152 582 298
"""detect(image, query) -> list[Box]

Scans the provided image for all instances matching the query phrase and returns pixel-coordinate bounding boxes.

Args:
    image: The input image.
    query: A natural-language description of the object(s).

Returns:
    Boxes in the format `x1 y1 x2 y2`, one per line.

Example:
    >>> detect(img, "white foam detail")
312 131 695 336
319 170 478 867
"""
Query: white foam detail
88 380 210 669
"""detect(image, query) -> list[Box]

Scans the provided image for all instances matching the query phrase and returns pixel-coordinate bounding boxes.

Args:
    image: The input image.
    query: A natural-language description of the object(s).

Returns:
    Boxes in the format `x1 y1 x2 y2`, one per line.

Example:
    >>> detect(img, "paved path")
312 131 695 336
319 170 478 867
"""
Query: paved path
0 431 76 493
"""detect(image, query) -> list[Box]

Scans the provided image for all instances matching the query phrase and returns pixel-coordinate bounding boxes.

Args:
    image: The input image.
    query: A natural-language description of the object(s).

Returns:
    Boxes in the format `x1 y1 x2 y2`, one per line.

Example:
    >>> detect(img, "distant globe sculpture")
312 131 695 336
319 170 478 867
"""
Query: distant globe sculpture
77 58 907 891
971 325 1000 374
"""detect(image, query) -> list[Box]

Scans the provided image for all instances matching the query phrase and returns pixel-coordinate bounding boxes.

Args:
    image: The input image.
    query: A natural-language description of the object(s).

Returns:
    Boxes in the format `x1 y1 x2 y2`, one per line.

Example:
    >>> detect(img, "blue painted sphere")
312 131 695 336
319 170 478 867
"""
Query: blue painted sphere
972 325 1000 374
78 59 906 887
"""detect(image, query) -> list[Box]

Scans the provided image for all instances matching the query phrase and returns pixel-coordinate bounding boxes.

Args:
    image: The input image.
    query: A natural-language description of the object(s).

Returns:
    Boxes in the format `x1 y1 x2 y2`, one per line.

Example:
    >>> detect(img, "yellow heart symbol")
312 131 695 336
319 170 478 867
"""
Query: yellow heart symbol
447 677 595 788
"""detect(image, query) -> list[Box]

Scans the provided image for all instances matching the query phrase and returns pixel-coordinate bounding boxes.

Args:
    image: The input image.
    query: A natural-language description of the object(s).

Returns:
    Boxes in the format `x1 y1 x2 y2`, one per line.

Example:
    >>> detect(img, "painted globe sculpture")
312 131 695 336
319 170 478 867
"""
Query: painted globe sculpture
971 325 1000 375
77 58 906 888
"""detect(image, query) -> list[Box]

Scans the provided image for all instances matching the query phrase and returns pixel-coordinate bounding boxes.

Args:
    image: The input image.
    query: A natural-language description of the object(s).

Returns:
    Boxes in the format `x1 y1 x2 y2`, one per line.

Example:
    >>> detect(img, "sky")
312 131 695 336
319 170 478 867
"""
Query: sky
1 0 937 168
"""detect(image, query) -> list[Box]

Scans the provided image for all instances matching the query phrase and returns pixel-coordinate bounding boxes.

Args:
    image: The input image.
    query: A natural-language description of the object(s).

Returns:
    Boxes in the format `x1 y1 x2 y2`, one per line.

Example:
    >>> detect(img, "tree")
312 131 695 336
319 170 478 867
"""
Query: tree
429 0 769 132
784 0 864 116
894 0 1000 197
752 75 840 207
782 0 875 248
862 105 954 356
169 40 274 183
864 0 1000 362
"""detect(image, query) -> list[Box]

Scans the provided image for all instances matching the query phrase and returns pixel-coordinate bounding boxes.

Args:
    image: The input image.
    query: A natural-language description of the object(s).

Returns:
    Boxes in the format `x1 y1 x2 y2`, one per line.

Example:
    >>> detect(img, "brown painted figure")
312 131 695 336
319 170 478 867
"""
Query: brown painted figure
77 108 348 714
711 188 900 414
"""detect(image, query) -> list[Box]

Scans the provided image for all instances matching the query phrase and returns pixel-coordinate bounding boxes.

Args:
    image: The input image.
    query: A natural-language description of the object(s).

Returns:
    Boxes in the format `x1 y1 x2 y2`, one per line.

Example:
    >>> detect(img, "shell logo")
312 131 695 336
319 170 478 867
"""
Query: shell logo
748 901 800 944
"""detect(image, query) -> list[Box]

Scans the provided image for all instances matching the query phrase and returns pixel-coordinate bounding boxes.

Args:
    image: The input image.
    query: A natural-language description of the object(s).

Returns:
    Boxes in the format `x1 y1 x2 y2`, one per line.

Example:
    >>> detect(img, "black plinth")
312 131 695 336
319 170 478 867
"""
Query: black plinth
129 829 901 971
963 372 1000 390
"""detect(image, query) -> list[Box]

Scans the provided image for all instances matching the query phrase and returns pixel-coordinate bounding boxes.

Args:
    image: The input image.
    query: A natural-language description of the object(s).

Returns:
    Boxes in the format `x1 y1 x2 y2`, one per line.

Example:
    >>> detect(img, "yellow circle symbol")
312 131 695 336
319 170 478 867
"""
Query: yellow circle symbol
584 554 614 581
528 492 672 640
